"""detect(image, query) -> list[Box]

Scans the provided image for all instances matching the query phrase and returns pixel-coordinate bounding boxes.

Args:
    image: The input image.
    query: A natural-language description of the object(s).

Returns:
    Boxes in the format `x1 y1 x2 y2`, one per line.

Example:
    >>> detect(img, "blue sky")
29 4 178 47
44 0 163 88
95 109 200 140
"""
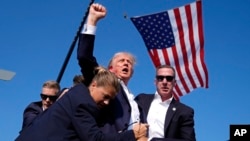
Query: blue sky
1 0 250 140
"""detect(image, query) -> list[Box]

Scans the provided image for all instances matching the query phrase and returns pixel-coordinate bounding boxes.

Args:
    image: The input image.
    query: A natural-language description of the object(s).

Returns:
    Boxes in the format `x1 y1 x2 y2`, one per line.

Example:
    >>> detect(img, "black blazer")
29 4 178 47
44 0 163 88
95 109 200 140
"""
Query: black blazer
22 101 43 129
15 84 136 141
135 93 196 141
77 34 146 133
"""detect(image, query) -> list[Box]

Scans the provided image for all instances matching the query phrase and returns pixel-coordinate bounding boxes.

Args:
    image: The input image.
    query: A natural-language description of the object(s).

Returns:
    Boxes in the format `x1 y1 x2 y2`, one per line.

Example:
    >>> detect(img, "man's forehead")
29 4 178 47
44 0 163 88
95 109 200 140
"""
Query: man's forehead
113 53 133 61
42 87 58 94
158 68 174 74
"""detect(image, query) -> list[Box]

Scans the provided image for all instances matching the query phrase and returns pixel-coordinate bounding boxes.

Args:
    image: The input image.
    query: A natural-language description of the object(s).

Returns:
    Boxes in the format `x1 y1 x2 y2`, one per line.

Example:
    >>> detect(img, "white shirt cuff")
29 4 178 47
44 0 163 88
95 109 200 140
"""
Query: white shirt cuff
81 24 97 35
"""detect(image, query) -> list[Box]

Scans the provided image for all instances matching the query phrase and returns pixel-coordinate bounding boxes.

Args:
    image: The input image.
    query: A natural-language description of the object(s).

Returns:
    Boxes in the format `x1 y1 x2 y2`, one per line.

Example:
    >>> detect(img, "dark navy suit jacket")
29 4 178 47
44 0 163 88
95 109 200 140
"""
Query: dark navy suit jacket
135 94 196 141
77 34 146 133
22 101 43 129
16 84 136 141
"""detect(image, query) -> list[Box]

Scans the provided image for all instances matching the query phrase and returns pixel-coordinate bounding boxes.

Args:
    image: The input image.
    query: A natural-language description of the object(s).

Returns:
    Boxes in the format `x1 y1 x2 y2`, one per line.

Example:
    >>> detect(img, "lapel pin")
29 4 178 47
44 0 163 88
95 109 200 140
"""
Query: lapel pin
172 107 176 111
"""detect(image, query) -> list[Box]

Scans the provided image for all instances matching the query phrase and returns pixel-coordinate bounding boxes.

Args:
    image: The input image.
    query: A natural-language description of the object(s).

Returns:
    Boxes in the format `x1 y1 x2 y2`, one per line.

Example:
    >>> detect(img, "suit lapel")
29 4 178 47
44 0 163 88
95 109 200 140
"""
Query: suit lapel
164 99 178 132
144 95 155 116
119 84 130 103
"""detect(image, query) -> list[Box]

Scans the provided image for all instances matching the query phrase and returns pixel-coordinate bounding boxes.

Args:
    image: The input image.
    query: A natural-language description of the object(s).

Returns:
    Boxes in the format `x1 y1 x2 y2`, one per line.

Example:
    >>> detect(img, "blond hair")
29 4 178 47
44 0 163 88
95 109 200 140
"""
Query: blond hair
92 66 120 94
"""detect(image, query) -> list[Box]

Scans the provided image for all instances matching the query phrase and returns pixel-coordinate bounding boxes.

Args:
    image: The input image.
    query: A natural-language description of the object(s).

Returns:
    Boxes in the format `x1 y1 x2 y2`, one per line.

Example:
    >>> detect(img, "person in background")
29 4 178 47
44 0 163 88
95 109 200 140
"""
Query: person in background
21 80 60 129
57 74 84 99
16 67 148 141
77 3 146 137
135 65 196 141
72 74 85 85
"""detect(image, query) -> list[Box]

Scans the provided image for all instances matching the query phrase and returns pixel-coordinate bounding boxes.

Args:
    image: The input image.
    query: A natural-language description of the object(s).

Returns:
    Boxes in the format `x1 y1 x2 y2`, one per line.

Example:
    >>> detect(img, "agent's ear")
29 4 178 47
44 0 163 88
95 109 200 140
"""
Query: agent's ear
173 79 177 86
89 81 97 91
108 66 113 72
154 78 157 86
91 81 97 87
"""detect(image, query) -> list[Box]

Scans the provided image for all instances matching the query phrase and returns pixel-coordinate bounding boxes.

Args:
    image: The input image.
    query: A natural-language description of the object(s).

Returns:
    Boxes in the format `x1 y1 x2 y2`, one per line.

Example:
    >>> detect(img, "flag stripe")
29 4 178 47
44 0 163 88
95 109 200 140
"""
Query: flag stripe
173 83 182 99
197 1 209 88
190 2 205 88
188 2 200 89
174 7 192 94
162 49 170 65
185 4 198 89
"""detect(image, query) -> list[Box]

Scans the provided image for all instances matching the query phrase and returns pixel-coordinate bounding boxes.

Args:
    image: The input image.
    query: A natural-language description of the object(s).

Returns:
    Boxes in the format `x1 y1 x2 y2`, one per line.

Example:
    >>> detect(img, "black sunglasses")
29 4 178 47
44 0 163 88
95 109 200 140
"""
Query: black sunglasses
156 75 174 82
40 94 57 101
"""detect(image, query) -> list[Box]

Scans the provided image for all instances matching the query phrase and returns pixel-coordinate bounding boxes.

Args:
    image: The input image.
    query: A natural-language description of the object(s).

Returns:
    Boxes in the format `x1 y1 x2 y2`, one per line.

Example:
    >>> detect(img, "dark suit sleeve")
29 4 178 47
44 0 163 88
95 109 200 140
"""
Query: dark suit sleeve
22 103 42 129
151 108 196 141
177 108 196 141
135 93 153 120
77 34 98 86
134 94 149 123
72 103 136 141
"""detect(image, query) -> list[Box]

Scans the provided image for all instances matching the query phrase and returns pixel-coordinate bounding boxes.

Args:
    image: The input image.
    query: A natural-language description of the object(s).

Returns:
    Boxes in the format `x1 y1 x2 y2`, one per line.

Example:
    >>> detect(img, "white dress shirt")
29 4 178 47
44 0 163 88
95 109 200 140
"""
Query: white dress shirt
120 80 140 129
81 24 96 35
147 92 173 140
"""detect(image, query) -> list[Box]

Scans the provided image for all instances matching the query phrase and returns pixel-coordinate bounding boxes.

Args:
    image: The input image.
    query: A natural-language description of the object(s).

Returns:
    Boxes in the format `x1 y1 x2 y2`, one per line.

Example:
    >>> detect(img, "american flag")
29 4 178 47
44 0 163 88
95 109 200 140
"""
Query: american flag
131 1 208 99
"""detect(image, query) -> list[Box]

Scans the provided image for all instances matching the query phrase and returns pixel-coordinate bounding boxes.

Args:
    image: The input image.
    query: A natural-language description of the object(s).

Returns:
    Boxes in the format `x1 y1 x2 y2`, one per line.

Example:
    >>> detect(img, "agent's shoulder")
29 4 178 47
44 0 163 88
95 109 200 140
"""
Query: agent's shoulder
174 100 194 112
135 93 154 101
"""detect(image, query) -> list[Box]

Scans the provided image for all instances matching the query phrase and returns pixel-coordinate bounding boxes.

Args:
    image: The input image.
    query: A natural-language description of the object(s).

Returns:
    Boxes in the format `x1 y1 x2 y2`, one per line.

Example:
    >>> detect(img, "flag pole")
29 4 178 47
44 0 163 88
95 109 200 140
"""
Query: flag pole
56 0 95 83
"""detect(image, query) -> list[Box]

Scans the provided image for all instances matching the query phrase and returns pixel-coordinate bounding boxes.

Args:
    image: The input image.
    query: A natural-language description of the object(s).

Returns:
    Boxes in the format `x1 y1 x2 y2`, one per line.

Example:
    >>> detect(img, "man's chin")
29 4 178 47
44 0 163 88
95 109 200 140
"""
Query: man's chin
120 75 131 80
159 91 170 95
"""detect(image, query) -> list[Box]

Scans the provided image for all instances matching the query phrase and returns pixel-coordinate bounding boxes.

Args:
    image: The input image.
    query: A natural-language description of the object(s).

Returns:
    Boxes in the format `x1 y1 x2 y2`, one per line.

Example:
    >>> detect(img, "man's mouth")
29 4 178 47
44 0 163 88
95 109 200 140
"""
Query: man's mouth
122 68 129 73
161 87 169 91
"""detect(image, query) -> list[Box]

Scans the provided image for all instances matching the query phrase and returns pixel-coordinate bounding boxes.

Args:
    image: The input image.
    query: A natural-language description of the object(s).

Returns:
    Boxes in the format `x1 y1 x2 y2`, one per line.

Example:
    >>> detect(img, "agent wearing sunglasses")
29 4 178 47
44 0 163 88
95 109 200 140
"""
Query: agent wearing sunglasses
21 80 60 130
135 65 196 141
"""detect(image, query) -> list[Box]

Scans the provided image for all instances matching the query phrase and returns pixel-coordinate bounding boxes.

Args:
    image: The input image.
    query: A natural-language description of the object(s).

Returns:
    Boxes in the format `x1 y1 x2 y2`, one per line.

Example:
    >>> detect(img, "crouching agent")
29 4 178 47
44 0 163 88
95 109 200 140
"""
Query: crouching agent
15 66 148 141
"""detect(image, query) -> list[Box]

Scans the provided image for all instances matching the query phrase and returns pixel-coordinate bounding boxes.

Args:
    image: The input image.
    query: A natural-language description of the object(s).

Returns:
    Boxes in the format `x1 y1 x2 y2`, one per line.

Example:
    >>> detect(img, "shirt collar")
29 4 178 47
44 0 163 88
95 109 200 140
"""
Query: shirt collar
154 91 173 105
